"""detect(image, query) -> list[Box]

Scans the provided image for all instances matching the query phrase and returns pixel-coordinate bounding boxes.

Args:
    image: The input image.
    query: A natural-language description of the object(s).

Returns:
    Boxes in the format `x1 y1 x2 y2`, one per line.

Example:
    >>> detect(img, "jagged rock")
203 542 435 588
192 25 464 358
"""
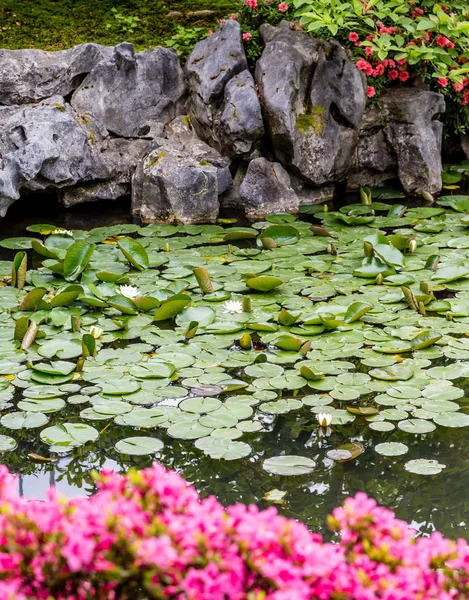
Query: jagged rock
256 21 367 186
0 44 112 106
60 138 150 207
239 157 300 218
131 137 232 224
349 89 445 195
290 174 334 204
218 70 265 158
185 22 263 158
72 43 185 138
0 96 110 217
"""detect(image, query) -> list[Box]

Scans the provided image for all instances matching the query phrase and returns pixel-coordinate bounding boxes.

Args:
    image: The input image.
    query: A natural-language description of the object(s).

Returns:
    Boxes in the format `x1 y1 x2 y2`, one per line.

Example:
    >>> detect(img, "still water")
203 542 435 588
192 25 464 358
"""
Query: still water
0 195 467 541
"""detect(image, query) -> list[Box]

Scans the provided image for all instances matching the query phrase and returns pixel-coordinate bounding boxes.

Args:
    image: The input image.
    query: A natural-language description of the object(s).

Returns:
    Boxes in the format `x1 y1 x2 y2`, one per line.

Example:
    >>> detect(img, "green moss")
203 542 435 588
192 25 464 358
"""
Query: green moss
0 0 237 51
295 106 326 136
182 115 192 127
198 160 212 166
145 151 167 169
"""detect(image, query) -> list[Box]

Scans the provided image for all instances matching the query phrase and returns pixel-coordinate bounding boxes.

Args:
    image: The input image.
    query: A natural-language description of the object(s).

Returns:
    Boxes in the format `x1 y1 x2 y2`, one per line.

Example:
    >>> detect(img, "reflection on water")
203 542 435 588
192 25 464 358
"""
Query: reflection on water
0 196 468 541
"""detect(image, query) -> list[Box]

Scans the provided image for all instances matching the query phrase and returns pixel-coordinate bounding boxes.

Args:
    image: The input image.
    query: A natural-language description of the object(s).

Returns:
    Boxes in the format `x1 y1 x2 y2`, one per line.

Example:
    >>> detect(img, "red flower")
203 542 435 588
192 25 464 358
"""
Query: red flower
244 0 258 7
229 13 238 20
454 81 465 92
356 58 369 70
365 46 373 56
462 90 469 105
437 77 448 87
242 32 252 41
412 7 424 17
366 34 375 41
220 18 226 24
436 35 454 48
374 63 385 76
388 69 399 80
278 1 289 12
383 59 396 68
399 71 409 82
367 86 376 98
397 58 407 66
349 32 359 42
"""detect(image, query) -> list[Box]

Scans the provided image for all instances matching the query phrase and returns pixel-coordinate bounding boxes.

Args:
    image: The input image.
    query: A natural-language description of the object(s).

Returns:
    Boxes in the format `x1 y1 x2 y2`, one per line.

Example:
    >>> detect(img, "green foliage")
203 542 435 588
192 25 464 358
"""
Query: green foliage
0 0 235 52
105 8 140 36
165 25 210 59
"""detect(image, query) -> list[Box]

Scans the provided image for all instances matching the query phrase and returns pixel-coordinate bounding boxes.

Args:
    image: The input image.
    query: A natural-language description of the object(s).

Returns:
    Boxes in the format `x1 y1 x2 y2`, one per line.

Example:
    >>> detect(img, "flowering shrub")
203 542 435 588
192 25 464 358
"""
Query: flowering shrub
233 0 469 135
0 462 468 599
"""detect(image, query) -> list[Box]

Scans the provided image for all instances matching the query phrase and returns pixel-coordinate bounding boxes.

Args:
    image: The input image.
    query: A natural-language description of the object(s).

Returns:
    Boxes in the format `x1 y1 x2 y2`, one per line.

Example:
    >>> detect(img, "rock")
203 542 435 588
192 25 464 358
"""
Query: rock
349 89 445 195
0 43 112 106
72 43 185 138
60 138 150 207
187 10 214 18
461 135 469 159
185 22 263 158
0 96 110 217
256 21 367 186
218 70 265 158
131 137 232 224
290 174 334 204
166 11 183 19
239 157 300 218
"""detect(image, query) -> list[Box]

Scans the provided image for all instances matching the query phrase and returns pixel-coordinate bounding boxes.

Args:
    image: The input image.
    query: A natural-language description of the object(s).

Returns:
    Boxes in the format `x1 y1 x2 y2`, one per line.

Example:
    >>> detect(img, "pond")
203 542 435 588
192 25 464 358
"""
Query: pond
1 192 469 541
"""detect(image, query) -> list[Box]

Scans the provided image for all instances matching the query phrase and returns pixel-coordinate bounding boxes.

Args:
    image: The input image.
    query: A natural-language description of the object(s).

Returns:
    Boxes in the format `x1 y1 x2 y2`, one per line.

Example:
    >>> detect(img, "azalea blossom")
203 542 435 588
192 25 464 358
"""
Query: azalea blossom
367 86 376 98
119 285 139 299
278 1 289 12
223 299 243 314
242 32 252 41
317 413 333 427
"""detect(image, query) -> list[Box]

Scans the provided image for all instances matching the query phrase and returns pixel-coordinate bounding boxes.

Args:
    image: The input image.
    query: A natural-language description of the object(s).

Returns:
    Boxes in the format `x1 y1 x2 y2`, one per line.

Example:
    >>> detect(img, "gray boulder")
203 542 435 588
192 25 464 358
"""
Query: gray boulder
72 43 185 138
256 21 367 186
349 89 445 195
0 96 110 216
239 157 300 218
60 138 150 207
132 136 232 224
185 22 263 158
0 44 112 106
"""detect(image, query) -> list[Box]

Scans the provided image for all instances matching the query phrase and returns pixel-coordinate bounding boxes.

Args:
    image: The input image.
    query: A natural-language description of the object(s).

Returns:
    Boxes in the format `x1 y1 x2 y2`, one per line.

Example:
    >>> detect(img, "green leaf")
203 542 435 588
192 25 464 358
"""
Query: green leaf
246 276 283 292
117 237 149 271
63 241 95 281
154 294 191 321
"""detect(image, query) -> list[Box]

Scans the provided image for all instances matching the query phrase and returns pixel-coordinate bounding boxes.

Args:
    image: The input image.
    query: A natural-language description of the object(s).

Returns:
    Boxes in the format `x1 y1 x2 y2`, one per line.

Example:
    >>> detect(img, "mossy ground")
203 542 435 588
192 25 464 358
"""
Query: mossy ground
0 0 238 52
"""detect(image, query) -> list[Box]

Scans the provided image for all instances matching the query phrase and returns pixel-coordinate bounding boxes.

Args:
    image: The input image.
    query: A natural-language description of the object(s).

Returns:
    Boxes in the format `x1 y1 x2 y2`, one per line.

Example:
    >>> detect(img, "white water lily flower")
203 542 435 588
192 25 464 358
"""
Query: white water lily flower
52 229 73 236
318 426 331 438
223 299 243 314
119 285 140 299
89 326 103 339
317 413 333 427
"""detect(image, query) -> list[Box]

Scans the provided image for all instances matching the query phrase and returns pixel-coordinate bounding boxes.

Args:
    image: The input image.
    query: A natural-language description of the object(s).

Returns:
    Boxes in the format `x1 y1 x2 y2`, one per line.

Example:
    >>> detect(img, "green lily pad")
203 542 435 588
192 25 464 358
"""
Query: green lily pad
263 455 316 476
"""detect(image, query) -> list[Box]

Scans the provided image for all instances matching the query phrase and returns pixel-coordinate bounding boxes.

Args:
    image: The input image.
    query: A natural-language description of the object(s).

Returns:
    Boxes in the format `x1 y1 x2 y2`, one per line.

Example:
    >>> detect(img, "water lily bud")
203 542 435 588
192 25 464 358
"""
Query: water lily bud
364 241 373 257
239 332 252 350
446 311 453 321
317 413 332 427
409 239 417 253
242 297 252 313
323 204 329 213
420 281 429 295
375 273 383 285
89 326 103 339
163 242 170 252
421 191 434 203
71 315 81 332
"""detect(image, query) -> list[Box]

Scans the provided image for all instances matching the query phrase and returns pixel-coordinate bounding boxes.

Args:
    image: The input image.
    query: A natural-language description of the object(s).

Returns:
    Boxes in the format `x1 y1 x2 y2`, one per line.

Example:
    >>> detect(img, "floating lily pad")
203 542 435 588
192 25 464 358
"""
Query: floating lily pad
263 455 316 476
115 436 163 456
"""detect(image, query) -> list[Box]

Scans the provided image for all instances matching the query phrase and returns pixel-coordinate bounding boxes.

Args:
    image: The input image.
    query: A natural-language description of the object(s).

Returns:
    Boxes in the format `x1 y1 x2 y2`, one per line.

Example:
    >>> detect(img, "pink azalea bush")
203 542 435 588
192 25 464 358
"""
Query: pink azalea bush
0 463 468 599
